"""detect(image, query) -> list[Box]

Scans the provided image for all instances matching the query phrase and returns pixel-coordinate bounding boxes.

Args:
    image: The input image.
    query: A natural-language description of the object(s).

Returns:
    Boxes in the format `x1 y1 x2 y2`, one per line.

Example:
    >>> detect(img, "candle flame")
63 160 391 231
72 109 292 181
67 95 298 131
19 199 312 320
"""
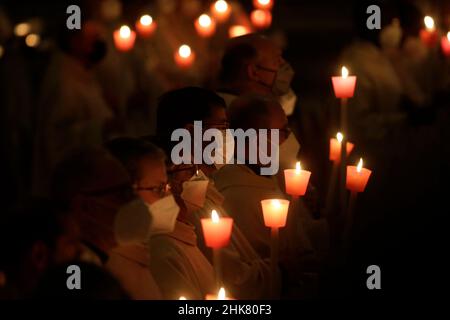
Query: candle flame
217 287 226 300
119 25 131 38
214 0 228 13
140 15 153 26
229 25 250 38
179 296 187 300
336 132 343 143
196 169 199 176
341 66 349 79
357 158 363 172
178 44 191 58
198 14 212 27
447 32 450 41
271 199 281 209
258 0 271 5
424 16 435 30
211 210 220 223
295 161 301 174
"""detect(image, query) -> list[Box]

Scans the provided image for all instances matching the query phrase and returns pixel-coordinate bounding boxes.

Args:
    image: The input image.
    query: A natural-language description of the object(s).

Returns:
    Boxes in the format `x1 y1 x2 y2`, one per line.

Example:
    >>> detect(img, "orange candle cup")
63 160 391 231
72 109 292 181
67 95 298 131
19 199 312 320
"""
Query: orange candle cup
346 158 372 192
284 162 311 197
136 15 157 38
261 199 290 229
113 25 136 51
253 0 274 11
195 14 216 38
332 66 357 98
201 210 233 249
250 9 272 29
329 132 354 162
441 32 450 56
211 0 231 22
228 25 251 38
420 16 438 48
174 44 195 68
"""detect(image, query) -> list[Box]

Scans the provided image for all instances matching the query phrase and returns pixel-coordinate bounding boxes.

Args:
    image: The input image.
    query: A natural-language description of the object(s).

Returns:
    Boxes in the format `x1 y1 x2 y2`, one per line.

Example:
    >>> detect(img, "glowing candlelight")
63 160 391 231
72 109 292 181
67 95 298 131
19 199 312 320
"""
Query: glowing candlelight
195 14 216 37
250 9 272 29
174 44 195 68
261 199 290 228
284 161 311 197
179 296 187 300
329 132 354 162
441 32 450 56
346 158 372 192
205 287 234 300
228 25 251 38
253 0 274 11
211 0 231 22
14 23 31 37
201 210 233 248
331 66 357 98
136 14 157 37
113 25 136 51
420 16 438 47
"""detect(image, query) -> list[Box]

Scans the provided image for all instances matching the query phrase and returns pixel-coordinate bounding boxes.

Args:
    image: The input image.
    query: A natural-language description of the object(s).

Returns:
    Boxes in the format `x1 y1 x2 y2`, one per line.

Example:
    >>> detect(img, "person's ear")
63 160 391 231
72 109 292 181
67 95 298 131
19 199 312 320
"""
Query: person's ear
30 241 50 273
247 63 260 82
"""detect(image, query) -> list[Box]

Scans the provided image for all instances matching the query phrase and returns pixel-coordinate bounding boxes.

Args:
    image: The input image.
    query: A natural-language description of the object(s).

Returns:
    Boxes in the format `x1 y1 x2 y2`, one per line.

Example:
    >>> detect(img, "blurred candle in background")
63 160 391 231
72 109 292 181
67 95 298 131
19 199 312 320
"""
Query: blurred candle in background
195 14 216 37
250 9 272 29
200 210 233 248
420 16 438 47
253 0 274 11
329 132 354 162
136 14 156 38
332 66 357 98
113 25 136 51
346 158 372 192
211 0 231 22
284 162 311 197
441 32 450 56
228 25 251 38
174 44 195 68
206 287 234 300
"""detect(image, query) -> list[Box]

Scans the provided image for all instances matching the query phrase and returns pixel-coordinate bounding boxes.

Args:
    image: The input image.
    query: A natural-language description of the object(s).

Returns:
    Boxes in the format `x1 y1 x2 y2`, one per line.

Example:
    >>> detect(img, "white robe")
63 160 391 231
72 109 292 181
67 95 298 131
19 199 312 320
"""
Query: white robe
148 220 215 300
106 244 162 300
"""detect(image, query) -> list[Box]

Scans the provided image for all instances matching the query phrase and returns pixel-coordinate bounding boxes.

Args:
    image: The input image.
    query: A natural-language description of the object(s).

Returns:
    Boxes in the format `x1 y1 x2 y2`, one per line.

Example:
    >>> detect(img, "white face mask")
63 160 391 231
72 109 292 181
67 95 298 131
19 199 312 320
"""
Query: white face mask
279 88 297 116
278 132 301 171
147 195 180 235
181 172 209 212
214 129 235 170
114 198 152 245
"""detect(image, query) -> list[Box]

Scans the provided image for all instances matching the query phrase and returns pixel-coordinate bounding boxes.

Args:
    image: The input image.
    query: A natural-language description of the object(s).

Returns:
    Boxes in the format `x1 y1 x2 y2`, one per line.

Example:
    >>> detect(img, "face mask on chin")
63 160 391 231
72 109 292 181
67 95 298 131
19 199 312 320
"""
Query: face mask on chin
147 195 180 235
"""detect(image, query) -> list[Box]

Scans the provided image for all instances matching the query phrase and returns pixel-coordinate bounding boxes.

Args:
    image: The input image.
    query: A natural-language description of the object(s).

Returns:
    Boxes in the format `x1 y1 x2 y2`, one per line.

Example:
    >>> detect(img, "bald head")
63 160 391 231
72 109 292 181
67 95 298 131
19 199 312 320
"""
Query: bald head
220 34 283 89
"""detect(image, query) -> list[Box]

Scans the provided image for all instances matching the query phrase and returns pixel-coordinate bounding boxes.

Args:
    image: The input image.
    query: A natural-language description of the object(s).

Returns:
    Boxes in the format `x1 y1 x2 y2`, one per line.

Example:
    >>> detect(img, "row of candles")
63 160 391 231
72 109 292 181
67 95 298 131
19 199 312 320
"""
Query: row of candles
176 65 368 299
113 0 276 69
420 16 450 55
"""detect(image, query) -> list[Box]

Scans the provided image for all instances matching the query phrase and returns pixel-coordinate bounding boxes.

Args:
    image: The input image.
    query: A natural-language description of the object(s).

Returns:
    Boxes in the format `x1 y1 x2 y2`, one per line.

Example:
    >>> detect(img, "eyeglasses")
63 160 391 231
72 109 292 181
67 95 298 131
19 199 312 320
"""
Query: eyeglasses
134 183 171 197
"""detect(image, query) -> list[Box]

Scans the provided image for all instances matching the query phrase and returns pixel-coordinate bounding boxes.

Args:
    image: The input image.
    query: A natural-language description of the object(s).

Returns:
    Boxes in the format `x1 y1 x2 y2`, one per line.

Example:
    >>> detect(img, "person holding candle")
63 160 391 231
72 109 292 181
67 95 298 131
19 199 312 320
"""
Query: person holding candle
106 136 215 300
154 87 275 299
214 94 326 298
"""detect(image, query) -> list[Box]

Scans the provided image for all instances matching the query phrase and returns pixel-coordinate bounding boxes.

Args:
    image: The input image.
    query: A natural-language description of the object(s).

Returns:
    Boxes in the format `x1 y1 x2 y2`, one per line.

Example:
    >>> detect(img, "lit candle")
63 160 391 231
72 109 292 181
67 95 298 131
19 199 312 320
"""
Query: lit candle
260 199 289 228
283 161 312 197
211 0 231 22
135 14 157 38
441 32 450 56
179 296 187 300
174 44 195 68
329 132 354 162
253 0 274 11
205 287 234 300
346 158 372 192
195 14 216 38
113 25 136 52
331 66 357 98
228 25 251 38
250 9 272 29
420 16 438 48
200 210 233 249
